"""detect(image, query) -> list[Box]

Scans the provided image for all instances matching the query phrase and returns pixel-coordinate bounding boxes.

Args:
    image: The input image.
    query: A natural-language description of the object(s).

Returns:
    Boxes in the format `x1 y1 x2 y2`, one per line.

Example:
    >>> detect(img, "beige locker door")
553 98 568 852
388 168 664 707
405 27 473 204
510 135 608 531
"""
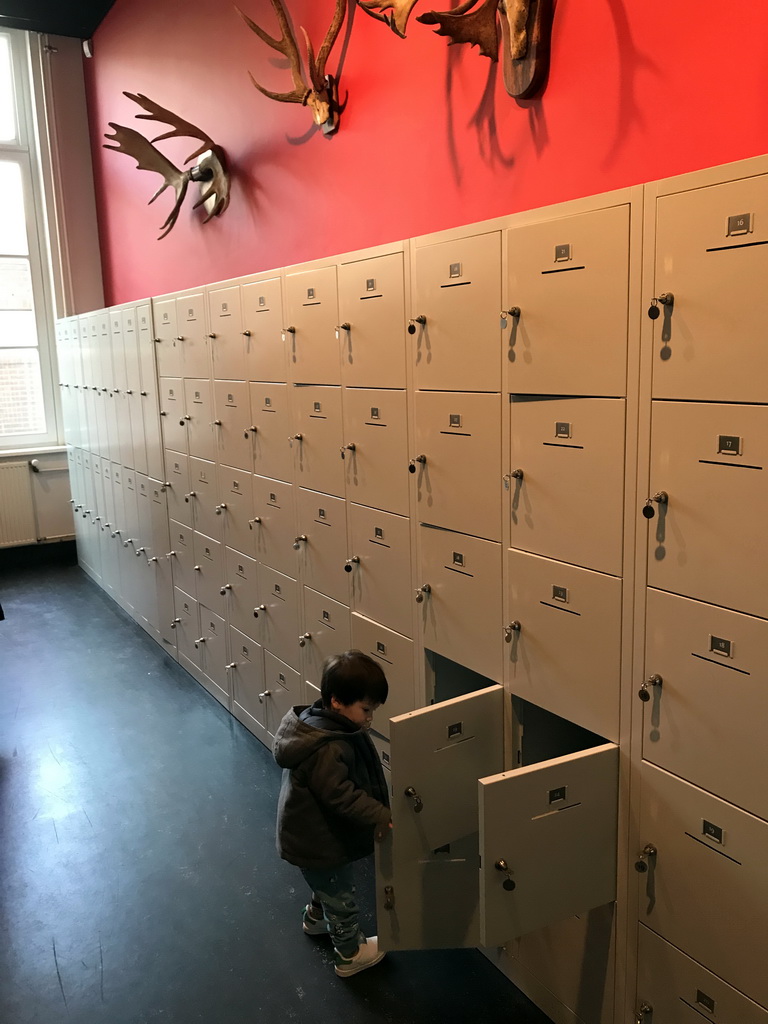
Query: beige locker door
230 625 267 733
506 549 621 742
413 231 502 392
418 526 503 684
249 382 293 482
184 378 216 463
213 379 252 473
219 467 254 558
135 474 153 567
637 925 768 1024
137 303 163 481
348 504 413 639
223 547 261 642
509 396 626 576
150 482 176 651
188 457 221 544
639 762 768 1010
176 291 208 378
173 588 200 668
192 532 225 616
301 587 351 685
252 475 298 577
163 450 193 529
285 265 340 384
342 388 409 516
197 604 229 707
351 613 416 739
291 385 345 497
153 296 182 378
122 470 141 554
644 587 768 820
479 743 618 946
338 252 407 389
167 520 196 600
101 460 116 531
647 401 768 617
208 283 245 381
376 686 505 951
506 205 630 397
296 488 350 606
242 276 286 383
104 378 120 465
259 564 300 670
263 651 301 738
159 377 188 454
652 175 768 403
414 391 502 541
122 307 147 476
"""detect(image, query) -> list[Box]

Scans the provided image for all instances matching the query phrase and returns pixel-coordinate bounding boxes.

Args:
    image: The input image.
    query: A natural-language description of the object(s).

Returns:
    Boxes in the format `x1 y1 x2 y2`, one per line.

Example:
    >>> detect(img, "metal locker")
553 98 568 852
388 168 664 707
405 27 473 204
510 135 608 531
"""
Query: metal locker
163 450 193 529
101 460 117 536
135 476 159 635
149 482 176 652
122 306 147 476
188 457 221 544
176 291 209 378
296 488 350 606
509 396 626 577
413 231 502 392
192 532 225 616
505 205 630 397
159 377 188 454
152 296 182 378
167 520 197 601
137 303 163 481
230 625 267 735
218 467 255 558
262 651 300 738
111 328 135 471
636 924 768 1024
506 549 622 742
258 564 300 670
284 265 341 385
652 174 768 403
173 588 200 670
249 382 293 482
242 276 287 383
183 378 216 463
223 547 261 642
348 504 413 639
213 379 253 473
300 587 351 685
647 401 768 617
251 475 298 577
643 587 768 820
341 388 409 516
291 384 345 497
338 252 407 389
351 613 416 739
417 525 503 684
196 604 229 707
207 283 246 381
414 391 502 542
109 462 124 557
122 469 141 560
638 762 768 1010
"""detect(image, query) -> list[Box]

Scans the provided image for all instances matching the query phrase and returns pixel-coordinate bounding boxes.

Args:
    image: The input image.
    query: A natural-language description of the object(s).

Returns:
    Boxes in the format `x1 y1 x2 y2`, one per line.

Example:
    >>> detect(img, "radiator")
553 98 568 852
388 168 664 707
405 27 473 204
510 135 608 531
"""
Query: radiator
0 461 37 547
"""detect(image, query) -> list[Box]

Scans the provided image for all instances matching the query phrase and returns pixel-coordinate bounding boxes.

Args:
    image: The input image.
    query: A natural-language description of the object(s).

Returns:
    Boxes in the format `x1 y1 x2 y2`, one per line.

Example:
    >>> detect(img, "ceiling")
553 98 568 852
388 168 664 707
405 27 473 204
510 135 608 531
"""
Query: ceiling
0 0 116 39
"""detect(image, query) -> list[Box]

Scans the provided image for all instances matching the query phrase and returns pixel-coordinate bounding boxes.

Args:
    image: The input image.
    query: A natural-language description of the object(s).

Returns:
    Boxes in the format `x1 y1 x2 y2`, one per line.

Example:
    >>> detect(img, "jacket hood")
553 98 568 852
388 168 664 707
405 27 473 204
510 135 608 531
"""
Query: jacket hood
273 702 363 769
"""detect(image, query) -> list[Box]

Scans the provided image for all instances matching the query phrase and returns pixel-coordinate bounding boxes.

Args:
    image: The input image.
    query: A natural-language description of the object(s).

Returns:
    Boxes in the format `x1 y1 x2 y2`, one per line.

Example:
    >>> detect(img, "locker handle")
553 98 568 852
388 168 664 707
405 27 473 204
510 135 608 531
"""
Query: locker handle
241 330 252 337
282 326 296 338
213 419 222 426
298 632 312 647
194 637 206 648
638 674 663 702
184 491 197 502
208 333 216 339
153 337 161 344
642 491 668 519
194 565 202 572
635 1002 653 1023
220 584 232 595
504 621 522 642
634 844 657 873
123 537 135 547
407 315 426 334
344 556 360 572
160 410 167 416
404 787 423 813
215 503 228 514
165 550 176 558
415 584 431 603
226 662 237 670
126 389 133 395
135 546 145 556
500 306 521 321
290 433 303 444
175 336 184 341
510 468 524 481
494 859 517 891
249 517 261 528
293 534 307 549
340 443 356 459
170 618 181 628
140 391 147 396
161 482 171 491
148 556 158 563
335 322 351 337
244 425 258 438
258 690 272 702
408 454 427 473
253 604 267 617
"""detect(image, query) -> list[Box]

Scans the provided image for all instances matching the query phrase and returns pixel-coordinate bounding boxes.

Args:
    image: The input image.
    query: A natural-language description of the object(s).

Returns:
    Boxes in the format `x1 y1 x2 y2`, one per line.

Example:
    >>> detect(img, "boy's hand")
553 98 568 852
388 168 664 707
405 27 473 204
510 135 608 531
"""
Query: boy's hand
375 822 393 843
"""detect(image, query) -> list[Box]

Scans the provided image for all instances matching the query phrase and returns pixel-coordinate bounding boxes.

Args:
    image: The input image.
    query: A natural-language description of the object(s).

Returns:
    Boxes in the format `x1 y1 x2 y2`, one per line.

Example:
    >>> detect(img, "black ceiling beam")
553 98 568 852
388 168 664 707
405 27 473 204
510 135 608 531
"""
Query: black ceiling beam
0 1 116 40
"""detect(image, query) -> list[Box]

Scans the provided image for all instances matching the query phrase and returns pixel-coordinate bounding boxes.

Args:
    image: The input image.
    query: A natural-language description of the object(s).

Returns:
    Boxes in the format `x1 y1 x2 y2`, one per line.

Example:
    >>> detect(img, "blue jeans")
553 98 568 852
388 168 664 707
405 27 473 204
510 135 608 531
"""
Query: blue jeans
300 863 362 957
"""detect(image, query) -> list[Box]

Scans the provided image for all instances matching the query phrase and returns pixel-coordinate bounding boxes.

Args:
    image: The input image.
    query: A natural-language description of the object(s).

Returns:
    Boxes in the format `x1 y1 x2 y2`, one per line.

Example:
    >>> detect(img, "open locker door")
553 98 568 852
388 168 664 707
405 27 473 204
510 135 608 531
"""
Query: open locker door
478 744 618 946
376 686 506 951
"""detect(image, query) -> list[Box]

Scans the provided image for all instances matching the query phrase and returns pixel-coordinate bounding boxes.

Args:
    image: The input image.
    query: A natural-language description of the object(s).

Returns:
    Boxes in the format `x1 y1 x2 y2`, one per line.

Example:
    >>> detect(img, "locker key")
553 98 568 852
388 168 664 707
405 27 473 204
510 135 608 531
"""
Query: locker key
215 503 228 515
407 315 427 334
184 491 197 503
642 491 668 518
494 859 517 892
500 306 521 321
289 433 303 446
293 534 307 550
147 556 158 564
135 546 146 557
340 443 356 459
638 674 663 702
170 618 181 629
213 419 222 426
249 517 262 529
415 584 431 603
282 326 296 337
408 454 427 473
194 636 206 648
344 556 360 573
635 1003 653 1024
241 330 252 337
253 604 267 618
258 690 272 703
298 632 312 647
634 843 657 873
404 787 423 813
335 322 351 338
244 426 258 439
504 621 522 642
219 584 232 595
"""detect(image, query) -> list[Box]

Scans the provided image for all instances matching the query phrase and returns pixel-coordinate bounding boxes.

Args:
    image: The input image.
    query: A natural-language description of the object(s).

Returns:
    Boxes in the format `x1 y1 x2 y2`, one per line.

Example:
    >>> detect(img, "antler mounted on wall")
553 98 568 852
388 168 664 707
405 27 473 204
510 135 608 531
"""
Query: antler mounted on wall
236 0 347 136
357 0 421 38
103 92 230 239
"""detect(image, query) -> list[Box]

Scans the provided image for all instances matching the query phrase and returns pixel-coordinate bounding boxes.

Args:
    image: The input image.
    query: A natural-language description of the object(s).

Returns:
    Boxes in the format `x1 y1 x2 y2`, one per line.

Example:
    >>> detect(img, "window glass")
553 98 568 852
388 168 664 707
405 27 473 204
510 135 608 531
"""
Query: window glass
0 348 45 435
0 35 16 142
0 162 28 254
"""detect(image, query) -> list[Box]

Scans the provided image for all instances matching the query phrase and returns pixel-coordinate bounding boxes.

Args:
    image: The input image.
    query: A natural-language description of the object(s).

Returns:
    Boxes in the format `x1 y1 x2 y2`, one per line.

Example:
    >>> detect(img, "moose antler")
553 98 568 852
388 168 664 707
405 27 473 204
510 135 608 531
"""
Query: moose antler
500 0 530 60
103 93 230 239
416 0 500 60
236 0 347 134
357 0 421 38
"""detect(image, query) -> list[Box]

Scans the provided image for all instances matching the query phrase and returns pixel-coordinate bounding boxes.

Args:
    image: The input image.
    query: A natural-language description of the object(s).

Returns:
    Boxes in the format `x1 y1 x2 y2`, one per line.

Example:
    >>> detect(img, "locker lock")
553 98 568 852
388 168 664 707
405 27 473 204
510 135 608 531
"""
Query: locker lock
208 333 216 340
282 326 296 337
253 604 267 617
344 556 360 572
500 306 521 321
407 315 427 334
165 550 176 559
215 503 228 515
147 556 158 564
293 534 307 549
219 584 232 595
184 491 197 502
170 617 181 629
340 442 356 459
226 662 237 670
244 426 258 438
241 330 252 337
135 546 145 556
634 844 657 873
335 322 351 337
404 786 423 813
494 859 516 891
289 433 303 445
213 419 222 426
647 292 674 319
642 492 668 519
194 637 206 648
258 690 272 702
415 583 431 603
635 1002 653 1023
638 674 663 702
504 621 522 642
510 468 524 481
249 517 262 528
408 454 427 473
112 528 122 537
123 537 135 548
298 632 312 647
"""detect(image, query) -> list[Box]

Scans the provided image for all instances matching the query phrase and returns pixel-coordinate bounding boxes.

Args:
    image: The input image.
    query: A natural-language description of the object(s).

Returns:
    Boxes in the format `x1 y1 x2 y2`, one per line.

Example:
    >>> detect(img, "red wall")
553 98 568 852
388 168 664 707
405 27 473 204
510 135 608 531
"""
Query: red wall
85 0 768 305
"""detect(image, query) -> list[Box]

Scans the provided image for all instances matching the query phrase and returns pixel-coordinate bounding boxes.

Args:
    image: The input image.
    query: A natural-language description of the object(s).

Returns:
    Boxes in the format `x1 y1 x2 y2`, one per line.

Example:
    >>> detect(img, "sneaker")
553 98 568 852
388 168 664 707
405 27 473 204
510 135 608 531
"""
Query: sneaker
302 906 328 936
333 936 386 978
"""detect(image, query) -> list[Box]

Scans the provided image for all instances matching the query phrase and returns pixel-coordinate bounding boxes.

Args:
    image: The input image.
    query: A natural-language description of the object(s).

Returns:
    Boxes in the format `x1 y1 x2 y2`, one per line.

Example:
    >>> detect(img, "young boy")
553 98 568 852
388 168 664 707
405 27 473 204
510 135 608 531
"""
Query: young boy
273 650 391 978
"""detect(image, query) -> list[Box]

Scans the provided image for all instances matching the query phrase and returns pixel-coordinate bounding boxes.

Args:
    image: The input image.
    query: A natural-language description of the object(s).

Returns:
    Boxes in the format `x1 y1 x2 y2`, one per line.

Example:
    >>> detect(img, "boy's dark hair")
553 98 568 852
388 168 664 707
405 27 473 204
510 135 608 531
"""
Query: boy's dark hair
320 650 388 708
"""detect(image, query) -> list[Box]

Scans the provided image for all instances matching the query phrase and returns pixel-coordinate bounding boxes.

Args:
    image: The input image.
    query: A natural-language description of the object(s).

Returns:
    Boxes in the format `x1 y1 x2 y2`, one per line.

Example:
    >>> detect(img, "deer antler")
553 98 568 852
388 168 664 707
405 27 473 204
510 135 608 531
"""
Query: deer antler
416 0 500 60
123 91 222 164
357 0 421 38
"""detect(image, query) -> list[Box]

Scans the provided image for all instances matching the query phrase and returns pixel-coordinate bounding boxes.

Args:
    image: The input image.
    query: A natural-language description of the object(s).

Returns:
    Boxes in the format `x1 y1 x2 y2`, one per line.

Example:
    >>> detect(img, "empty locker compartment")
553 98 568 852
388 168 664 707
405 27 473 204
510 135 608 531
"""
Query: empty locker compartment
412 231 502 392
258 564 300 670
252 475 298 577
213 379 253 473
207 282 245 381
351 613 416 740
291 384 344 496
413 391 502 542
509 396 626 577
348 503 413 639
296 488 350 606
242 276 287 383
506 548 621 742
300 588 351 685
342 388 409 516
338 251 407 389
284 265 340 385
159 377 188 454
505 205 630 397
188 457 221 544
249 382 293 482
183 378 216 463
192 532 225 616
230 625 267 739
223 547 261 642
218 467 255 558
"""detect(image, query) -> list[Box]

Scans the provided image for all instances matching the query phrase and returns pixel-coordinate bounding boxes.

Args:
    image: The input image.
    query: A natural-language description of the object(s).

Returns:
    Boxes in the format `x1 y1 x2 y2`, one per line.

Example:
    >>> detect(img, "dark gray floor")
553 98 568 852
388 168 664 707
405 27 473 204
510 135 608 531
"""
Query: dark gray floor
0 559 553 1024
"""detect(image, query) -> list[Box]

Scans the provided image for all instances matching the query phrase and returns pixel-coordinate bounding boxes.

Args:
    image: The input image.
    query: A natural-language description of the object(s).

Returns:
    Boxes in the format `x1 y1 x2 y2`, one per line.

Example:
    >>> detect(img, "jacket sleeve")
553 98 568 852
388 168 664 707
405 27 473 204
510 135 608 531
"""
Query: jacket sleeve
306 743 391 827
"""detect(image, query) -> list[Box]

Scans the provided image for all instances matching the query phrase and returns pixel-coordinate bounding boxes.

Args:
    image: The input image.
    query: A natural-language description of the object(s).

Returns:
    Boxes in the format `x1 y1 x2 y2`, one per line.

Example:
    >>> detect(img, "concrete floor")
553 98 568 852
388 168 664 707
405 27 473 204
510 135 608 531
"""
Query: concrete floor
0 556 553 1024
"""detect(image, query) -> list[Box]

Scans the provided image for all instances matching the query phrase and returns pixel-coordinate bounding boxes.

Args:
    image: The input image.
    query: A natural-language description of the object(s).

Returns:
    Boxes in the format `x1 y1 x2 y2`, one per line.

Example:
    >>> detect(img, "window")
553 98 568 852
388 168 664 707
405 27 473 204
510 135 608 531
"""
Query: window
0 30 59 449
